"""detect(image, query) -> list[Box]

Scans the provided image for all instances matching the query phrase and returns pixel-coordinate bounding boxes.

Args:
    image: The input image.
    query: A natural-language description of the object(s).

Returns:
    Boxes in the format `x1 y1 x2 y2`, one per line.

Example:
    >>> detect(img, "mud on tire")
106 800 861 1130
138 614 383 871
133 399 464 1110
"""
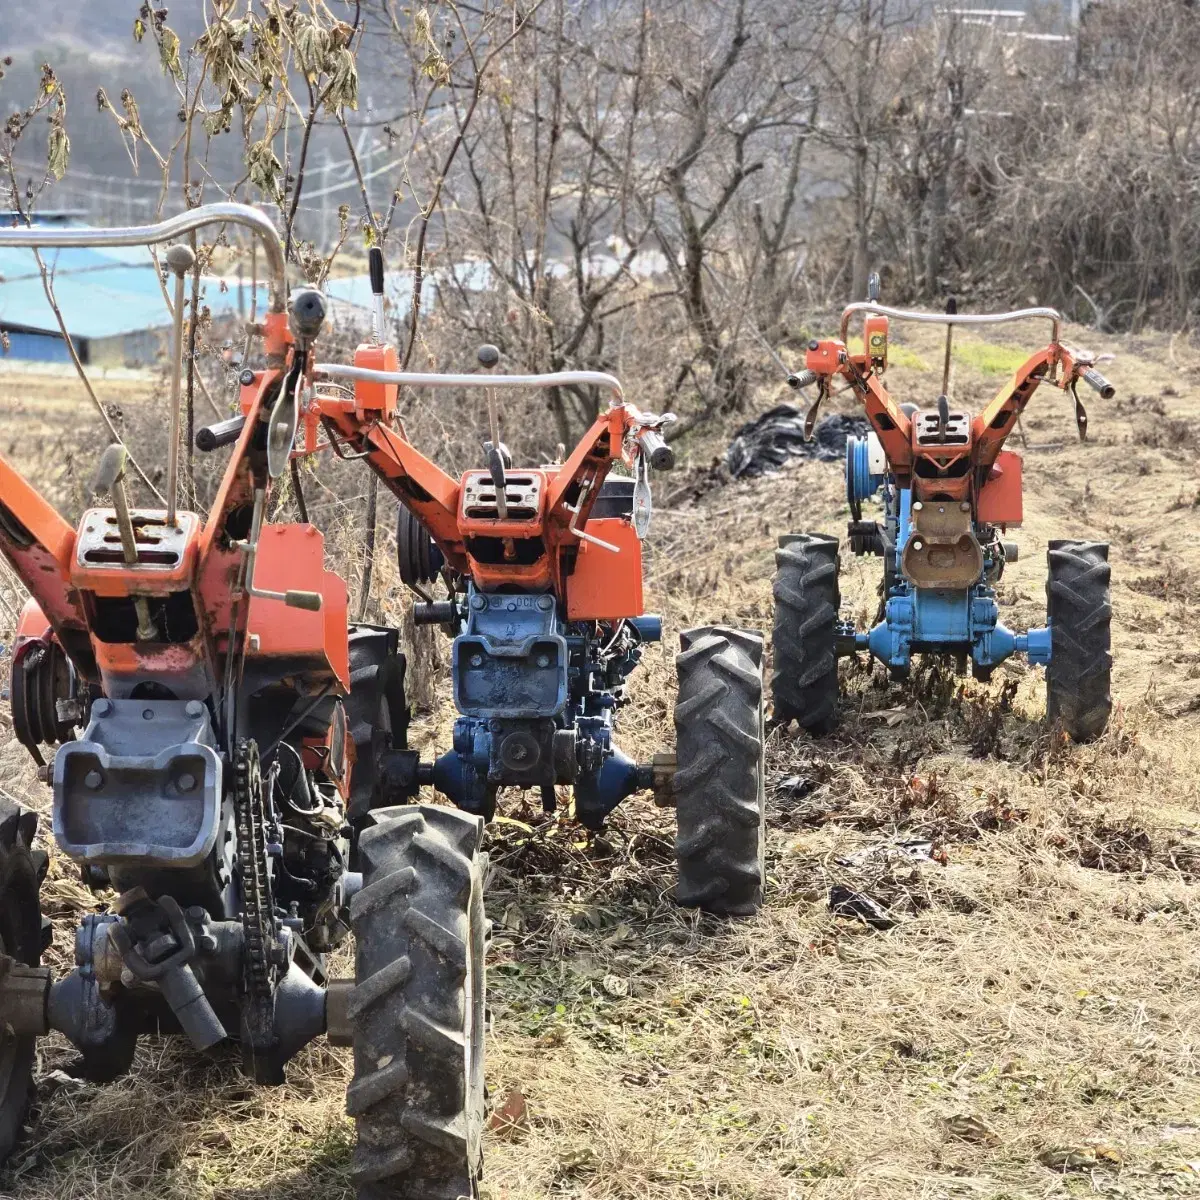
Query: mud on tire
673 627 766 917
772 533 841 732
0 799 47 1166
1046 540 1112 742
349 805 487 1200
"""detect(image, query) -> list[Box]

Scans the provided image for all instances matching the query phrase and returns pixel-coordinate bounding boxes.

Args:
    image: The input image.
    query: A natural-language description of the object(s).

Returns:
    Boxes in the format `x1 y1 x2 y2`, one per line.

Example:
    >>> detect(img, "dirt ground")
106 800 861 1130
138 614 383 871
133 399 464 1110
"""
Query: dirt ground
2 317 1200 1200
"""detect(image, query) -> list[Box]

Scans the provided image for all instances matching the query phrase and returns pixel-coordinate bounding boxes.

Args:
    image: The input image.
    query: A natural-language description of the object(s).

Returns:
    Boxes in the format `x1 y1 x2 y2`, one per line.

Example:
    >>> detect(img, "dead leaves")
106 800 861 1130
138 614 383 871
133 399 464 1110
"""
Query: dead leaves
942 1114 1000 1146
487 1088 529 1141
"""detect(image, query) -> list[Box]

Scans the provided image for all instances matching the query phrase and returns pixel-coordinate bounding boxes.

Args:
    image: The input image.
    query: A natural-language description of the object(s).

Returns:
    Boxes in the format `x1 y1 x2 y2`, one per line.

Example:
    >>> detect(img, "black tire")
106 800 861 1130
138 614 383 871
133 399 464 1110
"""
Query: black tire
345 626 410 823
673 627 766 917
349 805 487 1200
772 533 841 732
1046 540 1112 741
0 801 46 1166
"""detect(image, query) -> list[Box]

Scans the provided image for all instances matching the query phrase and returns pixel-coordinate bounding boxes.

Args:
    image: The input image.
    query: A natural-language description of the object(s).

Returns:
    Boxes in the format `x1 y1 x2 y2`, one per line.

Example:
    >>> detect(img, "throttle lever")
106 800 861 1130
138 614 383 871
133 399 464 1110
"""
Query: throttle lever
803 379 827 441
1070 381 1088 442
484 442 508 520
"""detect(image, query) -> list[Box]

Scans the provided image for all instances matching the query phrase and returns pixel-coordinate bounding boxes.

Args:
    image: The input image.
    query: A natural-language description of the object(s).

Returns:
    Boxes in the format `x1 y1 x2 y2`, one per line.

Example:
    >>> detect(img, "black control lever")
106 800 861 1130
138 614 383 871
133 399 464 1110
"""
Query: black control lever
639 428 675 471
196 414 247 451
936 394 950 443
369 247 385 341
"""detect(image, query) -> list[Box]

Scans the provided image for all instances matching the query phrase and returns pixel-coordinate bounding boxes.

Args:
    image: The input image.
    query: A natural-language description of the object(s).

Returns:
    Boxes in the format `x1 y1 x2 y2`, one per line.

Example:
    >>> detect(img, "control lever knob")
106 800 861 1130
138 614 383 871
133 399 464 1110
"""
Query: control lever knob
289 288 327 344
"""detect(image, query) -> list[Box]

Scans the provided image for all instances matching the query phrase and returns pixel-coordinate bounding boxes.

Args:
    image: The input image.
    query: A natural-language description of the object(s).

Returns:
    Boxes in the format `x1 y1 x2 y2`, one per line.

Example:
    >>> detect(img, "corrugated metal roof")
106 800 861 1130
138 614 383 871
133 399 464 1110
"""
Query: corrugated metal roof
0 242 272 340
0 235 494 345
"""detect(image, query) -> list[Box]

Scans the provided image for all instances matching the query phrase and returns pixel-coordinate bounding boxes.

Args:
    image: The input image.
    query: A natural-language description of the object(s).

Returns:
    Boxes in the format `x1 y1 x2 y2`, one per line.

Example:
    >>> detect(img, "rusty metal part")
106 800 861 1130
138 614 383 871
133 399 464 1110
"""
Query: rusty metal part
91 446 156 640
901 500 984 589
324 978 353 1045
650 750 677 808
0 958 50 1036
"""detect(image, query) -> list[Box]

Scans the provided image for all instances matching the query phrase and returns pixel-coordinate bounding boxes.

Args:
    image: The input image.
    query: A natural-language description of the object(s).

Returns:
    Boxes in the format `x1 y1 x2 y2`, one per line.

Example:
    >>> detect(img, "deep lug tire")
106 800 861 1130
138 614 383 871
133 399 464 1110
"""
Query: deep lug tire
1046 540 1112 742
772 533 841 732
349 805 487 1200
673 627 766 917
0 800 47 1166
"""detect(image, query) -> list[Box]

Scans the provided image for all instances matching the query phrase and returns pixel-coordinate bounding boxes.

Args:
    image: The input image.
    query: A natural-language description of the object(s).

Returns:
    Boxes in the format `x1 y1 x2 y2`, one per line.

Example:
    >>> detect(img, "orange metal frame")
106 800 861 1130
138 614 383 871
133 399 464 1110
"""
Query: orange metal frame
302 342 651 610
803 322 1092 517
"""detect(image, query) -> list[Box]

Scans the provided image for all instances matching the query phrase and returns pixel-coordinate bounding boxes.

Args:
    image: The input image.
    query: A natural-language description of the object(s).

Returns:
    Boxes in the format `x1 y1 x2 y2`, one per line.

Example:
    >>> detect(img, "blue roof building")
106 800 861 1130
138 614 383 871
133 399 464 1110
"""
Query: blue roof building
0 217 271 367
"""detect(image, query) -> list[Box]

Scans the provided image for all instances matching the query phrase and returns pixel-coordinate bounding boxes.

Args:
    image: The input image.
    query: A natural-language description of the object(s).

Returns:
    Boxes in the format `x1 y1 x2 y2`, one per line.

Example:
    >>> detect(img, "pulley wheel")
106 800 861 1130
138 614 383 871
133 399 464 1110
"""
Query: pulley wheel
397 505 444 590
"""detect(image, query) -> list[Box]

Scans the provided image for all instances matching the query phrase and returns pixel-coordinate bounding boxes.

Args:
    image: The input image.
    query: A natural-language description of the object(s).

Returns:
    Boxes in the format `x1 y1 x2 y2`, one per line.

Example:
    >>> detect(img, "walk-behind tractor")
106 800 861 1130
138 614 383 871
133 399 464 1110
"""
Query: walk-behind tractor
0 205 764 1197
773 292 1114 743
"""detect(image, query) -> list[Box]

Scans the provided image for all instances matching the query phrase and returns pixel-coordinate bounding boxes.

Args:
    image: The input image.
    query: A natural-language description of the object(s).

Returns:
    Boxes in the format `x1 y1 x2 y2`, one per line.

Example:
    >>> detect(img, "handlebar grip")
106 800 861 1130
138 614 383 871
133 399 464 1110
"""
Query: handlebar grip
787 369 818 390
368 246 384 296
1081 367 1115 400
639 429 674 471
195 414 246 451
284 590 323 612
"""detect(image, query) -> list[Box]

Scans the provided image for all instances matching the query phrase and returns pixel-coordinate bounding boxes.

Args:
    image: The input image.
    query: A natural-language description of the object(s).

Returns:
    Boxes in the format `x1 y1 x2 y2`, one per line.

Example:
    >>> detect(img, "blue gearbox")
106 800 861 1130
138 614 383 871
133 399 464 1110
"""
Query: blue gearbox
432 585 660 827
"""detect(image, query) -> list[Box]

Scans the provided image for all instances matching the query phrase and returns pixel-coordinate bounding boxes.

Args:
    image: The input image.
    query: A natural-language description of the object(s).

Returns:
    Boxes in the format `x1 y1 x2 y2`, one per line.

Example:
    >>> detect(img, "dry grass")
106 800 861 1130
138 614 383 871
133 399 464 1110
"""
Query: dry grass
3 319 1200 1198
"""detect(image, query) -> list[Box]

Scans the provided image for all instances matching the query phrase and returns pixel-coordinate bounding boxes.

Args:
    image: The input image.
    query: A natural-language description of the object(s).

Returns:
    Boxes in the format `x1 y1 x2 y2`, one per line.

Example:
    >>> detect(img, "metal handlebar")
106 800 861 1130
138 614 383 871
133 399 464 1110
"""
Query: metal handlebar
314 363 625 402
1080 367 1115 400
0 202 288 312
839 302 1063 346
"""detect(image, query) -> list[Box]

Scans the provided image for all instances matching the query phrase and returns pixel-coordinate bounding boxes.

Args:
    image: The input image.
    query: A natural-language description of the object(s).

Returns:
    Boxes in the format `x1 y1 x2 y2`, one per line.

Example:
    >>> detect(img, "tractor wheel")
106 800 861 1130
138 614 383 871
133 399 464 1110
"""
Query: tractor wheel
345 626 411 823
349 805 487 1200
673 627 766 917
772 534 841 732
1046 540 1112 741
0 800 47 1166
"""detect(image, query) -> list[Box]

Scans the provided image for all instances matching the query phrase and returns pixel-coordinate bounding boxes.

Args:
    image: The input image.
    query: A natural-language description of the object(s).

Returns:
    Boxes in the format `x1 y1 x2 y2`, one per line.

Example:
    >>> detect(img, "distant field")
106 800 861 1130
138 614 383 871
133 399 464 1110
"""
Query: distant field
3 318 1200 1199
